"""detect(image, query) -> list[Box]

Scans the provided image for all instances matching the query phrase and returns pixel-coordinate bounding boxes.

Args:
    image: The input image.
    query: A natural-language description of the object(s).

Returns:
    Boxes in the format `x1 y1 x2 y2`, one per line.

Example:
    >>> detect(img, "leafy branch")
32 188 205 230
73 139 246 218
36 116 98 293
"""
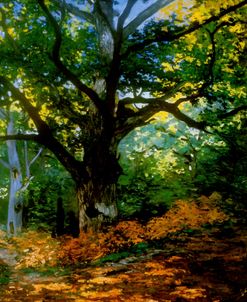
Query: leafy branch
0 76 85 182
37 0 106 117
123 0 247 56
53 0 95 24
0 7 20 54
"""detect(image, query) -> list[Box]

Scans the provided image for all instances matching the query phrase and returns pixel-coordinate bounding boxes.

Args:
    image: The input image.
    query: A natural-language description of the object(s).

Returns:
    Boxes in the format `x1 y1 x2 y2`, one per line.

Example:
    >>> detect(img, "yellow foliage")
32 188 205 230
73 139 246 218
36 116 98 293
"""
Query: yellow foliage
80 288 122 299
0 229 7 247
59 221 145 265
159 0 194 21
146 196 228 240
7 27 15 37
170 286 207 299
33 282 72 293
151 111 169 122
9 231 59 269
59 194 229 265
162 62 175 72
159 0 242 25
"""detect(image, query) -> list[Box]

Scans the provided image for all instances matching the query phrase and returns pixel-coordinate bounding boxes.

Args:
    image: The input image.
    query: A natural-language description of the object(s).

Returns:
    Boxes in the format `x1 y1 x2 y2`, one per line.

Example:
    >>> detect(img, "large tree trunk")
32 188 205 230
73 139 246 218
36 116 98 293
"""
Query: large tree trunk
77 180 118 231
76 133 120 231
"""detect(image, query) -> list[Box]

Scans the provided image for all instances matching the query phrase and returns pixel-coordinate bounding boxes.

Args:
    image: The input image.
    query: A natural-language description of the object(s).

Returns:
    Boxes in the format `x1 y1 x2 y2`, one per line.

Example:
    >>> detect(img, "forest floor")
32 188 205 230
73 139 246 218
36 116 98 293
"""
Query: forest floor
0 222 246 302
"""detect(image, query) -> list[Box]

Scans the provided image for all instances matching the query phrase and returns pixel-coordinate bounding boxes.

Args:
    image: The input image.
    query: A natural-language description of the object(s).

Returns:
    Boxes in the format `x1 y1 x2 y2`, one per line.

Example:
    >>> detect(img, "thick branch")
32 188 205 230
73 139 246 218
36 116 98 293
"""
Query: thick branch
0 76 86 182
0 76 51 135
166 106 206 130
124 0 247 56
53 0 95 23
95 0 115 35
123 0 175 38
117 0 139 32
120 81 187 105
116 96 206 140
138 101 206 130
0 134 40 142
37 0 105 116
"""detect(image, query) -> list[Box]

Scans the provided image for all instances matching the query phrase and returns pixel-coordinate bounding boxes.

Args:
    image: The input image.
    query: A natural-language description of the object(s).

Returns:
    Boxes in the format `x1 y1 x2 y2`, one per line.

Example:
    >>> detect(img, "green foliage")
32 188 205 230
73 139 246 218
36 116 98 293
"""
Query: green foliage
95 251 131 265
118 108 247 219
23 153 76 231
0 184 8 225
117 121 198 219
0 261 11 285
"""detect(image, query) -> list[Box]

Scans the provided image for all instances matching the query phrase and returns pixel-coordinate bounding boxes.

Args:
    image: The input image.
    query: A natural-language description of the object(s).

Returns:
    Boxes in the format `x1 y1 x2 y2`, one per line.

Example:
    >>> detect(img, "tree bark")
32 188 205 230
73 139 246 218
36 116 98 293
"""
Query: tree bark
6 115 23 234
77 180 118 231
75 122 120 231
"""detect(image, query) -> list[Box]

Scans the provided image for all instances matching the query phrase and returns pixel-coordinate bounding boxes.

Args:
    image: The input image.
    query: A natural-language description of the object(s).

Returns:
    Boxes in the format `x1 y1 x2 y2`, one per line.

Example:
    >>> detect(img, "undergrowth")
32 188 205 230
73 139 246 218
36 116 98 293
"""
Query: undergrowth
0 193 231 269
58 193 230 266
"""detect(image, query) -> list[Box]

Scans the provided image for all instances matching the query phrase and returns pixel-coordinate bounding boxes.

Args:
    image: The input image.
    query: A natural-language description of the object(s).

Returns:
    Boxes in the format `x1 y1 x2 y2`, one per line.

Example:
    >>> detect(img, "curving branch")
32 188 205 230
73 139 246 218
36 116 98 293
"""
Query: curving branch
218 105 247 119
123 0 175 38
116 92 207 140
24 141 43 178
123 0 247 56
0 75 51 135
29 147 43 168
0 75 86 182
119 81 187 105
53 0 95 24
0 134 41 142
117 0 139 33
37 0 106 116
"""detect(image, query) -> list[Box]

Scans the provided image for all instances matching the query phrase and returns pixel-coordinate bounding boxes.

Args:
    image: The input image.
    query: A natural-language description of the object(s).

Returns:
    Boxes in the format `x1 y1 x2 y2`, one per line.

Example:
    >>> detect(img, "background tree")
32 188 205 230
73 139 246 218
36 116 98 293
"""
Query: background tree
0 0 246 231
0 109 42 234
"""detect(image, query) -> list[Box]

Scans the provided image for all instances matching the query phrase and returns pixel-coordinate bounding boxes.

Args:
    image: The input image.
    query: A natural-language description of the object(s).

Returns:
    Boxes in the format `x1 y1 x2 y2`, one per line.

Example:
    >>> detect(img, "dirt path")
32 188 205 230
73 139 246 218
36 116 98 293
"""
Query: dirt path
0 226 246 301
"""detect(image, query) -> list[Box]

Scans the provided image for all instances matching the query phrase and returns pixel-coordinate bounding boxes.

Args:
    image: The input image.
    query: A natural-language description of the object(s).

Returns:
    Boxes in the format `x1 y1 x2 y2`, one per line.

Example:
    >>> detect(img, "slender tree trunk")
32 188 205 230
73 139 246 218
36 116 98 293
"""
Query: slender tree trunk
6 115 23 234
3 113 42 234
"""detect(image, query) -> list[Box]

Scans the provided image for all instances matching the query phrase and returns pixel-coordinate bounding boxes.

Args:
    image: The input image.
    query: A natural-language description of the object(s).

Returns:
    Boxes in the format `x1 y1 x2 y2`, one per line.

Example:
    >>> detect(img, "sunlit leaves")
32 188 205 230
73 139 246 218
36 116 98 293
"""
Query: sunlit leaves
170 286 207 299
160 0 245 24
159 0 194 23
59 220 146 265
1 227 245 301
8 231 59 269
58 193 229 266
146 195 228 239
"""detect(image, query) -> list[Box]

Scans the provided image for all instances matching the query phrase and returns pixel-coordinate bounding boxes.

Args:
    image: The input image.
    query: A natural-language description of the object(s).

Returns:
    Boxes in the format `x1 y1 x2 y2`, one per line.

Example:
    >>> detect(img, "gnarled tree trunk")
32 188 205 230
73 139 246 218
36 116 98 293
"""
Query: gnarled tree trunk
77 180 118 231
77 132 120 231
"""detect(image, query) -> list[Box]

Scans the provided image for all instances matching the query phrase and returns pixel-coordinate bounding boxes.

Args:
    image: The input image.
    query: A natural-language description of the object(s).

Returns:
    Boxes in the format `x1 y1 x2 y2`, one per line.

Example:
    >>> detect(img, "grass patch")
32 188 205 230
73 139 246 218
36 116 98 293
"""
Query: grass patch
95 242 150 265
20 265 71 277
0 261 11 285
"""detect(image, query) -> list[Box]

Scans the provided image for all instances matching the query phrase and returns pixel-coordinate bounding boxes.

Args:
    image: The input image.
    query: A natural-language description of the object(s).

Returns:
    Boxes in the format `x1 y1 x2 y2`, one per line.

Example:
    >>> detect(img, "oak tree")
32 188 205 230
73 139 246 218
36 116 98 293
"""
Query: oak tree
0 0 246 230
